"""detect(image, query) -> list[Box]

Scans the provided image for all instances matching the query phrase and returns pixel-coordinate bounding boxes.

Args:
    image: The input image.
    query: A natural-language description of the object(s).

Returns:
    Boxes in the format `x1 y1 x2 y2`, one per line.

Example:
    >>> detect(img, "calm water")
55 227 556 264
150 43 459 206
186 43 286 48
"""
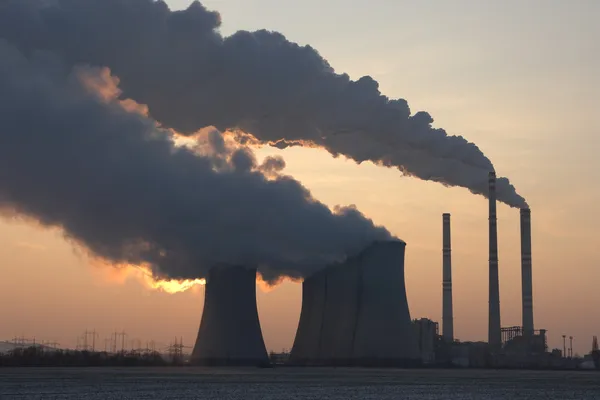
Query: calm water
1 367 599 399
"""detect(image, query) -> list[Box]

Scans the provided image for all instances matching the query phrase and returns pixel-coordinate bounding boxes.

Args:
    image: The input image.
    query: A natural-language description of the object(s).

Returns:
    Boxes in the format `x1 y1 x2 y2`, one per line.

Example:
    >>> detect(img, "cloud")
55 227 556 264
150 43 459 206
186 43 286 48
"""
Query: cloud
0 0 527 208
0 40 391 282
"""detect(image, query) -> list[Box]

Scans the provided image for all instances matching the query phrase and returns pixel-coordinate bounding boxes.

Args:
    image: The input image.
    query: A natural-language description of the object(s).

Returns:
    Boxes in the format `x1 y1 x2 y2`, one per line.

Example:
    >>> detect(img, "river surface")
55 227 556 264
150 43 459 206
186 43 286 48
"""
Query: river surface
1 367 599 399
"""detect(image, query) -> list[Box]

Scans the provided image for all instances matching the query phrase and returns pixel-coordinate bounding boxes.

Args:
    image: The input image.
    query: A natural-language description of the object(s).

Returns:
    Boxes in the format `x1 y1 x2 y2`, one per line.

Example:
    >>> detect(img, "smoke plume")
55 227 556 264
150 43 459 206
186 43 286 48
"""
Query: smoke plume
0 40 392 282
0 0 527 208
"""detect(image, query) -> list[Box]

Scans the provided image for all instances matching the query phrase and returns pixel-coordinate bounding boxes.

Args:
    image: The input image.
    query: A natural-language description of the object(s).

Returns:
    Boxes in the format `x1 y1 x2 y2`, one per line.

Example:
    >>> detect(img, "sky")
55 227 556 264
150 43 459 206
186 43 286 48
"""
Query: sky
0 0 598 355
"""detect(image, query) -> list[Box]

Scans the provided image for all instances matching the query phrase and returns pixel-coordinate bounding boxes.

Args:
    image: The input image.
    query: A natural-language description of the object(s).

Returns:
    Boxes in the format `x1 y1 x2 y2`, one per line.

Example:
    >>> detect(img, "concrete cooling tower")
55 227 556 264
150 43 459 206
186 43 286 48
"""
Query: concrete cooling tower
191 265 269 366
289 240 420 367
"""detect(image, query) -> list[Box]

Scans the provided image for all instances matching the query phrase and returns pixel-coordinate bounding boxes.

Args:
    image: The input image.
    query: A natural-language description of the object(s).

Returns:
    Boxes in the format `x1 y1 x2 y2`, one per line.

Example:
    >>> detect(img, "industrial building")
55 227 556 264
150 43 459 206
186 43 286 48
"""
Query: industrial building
501 326 547 354
413 318 438 364
191 265 269 366
290 240 420 367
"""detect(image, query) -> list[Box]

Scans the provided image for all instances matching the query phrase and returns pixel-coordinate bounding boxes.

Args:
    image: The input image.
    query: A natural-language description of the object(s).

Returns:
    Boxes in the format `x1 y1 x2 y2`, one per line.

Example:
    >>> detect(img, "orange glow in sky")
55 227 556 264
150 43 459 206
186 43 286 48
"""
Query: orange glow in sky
100 263 207 294
0 0 599 357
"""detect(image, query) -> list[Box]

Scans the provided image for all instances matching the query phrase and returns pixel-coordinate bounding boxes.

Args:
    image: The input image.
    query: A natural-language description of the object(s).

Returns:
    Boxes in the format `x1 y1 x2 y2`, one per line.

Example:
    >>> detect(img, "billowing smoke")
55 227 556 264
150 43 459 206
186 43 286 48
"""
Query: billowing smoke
0 40 392 282
0 0 527 208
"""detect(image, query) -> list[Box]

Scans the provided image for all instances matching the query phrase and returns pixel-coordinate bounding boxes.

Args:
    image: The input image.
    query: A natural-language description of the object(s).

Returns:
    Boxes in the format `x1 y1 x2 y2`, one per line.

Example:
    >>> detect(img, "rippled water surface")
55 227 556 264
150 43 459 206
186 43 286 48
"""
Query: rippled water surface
1 367 599 399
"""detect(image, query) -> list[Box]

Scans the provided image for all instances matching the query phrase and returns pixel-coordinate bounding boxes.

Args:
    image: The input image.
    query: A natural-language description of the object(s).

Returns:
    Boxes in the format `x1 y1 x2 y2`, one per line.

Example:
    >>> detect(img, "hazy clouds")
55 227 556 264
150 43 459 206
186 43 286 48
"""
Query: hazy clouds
0 0 526 207
0 41 391 282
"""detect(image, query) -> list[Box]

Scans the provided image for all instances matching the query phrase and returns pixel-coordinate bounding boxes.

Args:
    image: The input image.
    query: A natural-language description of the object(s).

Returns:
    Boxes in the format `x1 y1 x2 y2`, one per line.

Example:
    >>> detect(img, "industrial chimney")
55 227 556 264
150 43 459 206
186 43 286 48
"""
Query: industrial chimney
520 208 534 335
442 213 454 342
191 265 269 366
488 171 502 349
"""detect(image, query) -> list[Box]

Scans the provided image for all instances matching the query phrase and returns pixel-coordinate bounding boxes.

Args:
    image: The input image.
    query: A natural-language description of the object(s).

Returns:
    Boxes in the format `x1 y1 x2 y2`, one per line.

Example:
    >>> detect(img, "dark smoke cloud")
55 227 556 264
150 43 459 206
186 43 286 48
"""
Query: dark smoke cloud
0 40 392 282
0 0 527 208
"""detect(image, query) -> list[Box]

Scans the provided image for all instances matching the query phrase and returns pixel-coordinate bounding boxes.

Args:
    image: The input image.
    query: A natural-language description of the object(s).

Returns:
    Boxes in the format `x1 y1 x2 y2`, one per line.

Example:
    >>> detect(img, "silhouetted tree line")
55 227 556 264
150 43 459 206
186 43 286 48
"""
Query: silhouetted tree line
0 346 170 367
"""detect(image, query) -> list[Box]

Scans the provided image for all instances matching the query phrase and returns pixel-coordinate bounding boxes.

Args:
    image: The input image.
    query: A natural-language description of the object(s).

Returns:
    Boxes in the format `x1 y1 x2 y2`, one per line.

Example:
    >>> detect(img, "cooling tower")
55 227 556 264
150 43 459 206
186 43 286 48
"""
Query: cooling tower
520 208 534 335
191 265 269 366
288 268 328 365
488 172 502 349
290 240 420 367
319 257 360 364
442 213 454 342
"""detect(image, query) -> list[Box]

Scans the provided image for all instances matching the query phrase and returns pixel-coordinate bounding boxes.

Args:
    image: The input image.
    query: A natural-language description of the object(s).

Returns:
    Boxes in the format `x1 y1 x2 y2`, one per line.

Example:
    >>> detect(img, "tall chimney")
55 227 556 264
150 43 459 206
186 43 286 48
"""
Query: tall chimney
442 213 454 342
520 208 534 335
488 171 502 349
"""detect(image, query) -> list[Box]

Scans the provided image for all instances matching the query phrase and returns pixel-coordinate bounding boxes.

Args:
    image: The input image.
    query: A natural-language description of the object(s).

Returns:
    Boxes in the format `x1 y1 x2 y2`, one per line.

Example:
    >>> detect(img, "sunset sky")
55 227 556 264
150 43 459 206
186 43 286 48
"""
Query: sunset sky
0 0 598 355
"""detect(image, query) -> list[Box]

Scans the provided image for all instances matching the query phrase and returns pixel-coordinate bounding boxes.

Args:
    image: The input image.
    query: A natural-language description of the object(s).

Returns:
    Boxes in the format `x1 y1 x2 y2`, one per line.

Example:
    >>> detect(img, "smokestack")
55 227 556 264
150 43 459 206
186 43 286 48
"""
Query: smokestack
488 171 502 348
520 208 534 335
442 213 454 342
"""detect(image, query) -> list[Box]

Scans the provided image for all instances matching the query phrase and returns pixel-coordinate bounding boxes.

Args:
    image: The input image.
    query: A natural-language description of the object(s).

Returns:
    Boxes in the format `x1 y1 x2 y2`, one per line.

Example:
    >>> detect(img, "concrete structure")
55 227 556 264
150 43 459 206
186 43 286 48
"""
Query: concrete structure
520 208 534 336
502 326 547 353
413 318 438 363
442 213 454 342
451 342 489 368
488 171 502 349
191 265 269 366
292 267 330 363
290 240 420 367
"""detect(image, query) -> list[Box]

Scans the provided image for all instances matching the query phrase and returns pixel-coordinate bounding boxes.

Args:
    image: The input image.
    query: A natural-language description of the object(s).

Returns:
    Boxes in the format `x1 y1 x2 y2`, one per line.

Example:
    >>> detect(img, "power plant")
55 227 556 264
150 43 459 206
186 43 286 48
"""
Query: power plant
191 265 269 366
3 174 596 370
289 240 420 367
183 171 590 369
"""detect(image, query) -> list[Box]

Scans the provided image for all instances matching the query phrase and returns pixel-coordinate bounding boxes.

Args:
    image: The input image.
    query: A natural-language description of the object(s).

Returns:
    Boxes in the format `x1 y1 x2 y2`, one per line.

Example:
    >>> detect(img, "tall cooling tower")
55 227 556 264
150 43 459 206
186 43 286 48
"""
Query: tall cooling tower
488 172 502 349
288 268 328 365
318 257 360 365
520 208 534 335
442 213 454 342
352 241 419 365
290 240 420 367
191 265 269 366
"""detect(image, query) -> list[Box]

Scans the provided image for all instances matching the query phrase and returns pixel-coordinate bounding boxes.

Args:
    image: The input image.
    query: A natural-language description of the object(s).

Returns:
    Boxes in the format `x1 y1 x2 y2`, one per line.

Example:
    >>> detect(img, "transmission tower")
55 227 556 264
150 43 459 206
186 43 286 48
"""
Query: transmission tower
12 336 34 347
111 330 127 353
83 330 99 352
168 337 185 363
145 340 156 353
76 334 86 351
42 340 60 349
129 338 142 353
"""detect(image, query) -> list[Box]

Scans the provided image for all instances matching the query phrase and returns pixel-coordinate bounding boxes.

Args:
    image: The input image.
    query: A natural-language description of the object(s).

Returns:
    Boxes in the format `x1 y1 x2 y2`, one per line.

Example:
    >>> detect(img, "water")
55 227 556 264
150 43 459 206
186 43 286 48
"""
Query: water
1 367 599 399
